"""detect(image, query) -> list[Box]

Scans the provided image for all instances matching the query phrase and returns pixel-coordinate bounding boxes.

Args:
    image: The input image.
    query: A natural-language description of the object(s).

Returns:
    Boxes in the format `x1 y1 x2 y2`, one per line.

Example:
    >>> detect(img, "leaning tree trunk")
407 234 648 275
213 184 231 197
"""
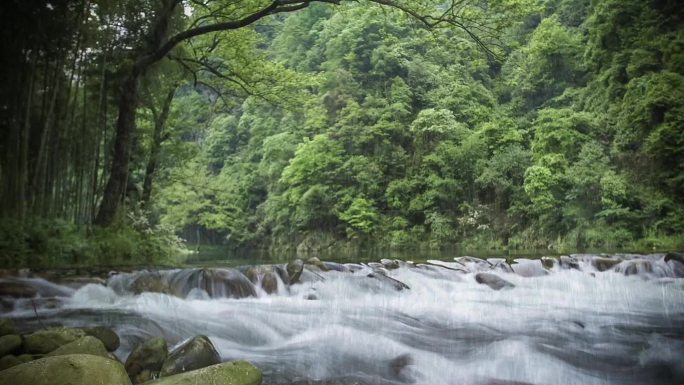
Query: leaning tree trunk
94 74 138 226
141 85 176 207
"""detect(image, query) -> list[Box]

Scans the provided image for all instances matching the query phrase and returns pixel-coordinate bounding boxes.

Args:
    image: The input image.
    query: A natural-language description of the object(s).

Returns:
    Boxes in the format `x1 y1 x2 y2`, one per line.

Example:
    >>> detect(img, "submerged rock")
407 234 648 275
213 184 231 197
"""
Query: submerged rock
540 256 557 270
511 259 547 277
46 336 109 358
83 326 120 351
23 327 86 354
389 353 413 376
559 256 580 270
615 260 654 276
0 354 132 385
125 337 168 383
160 335 220 377
592 257 621 272
147 361 261 385
475 273 515 290
0 334 22 356
367 272 410 291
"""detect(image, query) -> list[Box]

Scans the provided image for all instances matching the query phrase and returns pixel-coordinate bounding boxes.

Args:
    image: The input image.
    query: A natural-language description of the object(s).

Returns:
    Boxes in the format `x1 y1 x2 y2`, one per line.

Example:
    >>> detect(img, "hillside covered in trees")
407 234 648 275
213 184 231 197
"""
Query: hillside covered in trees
1 0 683 265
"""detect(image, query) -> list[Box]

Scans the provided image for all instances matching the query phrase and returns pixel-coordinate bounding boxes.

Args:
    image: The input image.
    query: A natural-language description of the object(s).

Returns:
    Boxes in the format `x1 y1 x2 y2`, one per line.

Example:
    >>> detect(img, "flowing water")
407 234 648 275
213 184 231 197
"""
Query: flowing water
2 254 684 385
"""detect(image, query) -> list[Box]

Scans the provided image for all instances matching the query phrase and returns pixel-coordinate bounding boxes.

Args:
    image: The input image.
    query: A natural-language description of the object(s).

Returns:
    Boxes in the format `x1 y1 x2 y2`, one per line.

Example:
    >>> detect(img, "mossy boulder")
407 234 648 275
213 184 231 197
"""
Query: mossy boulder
16 354 33 363
0 355 22 371
22 327 86 354
125 337 168 384
160 335 220 377
0 354 132 385
147 361 261 385
286 259 304 284
83 326 120 351
0 334 22 356
0 319 16 336
46 336 109 358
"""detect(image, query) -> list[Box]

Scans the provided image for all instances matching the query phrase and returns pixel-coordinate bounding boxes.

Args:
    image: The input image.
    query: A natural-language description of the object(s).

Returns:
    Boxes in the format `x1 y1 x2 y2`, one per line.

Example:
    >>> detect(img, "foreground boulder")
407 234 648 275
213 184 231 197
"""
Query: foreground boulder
0 354 131 385
147 361 261 385
83 326 120 351
125 337 168 384
160 335 221 377
0 334 22 356
475 273 515 290
0 319 16 336
46 336 109 358
22 327 86 354
0 355 22 370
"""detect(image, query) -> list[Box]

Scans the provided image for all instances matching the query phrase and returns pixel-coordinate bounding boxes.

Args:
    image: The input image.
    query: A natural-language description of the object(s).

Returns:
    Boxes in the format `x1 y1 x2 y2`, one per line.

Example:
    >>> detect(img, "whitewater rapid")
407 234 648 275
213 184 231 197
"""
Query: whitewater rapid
3 254 684 385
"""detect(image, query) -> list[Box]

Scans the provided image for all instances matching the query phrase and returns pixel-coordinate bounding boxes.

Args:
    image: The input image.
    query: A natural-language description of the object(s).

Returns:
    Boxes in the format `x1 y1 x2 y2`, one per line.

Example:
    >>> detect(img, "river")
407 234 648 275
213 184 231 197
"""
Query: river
2 253 684 384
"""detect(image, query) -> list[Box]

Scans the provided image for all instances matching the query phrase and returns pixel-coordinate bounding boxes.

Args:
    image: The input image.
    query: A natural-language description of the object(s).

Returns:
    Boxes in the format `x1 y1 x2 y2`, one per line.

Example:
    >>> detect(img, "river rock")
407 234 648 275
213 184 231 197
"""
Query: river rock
592 257 621 272
159 335 220 377
664 252 684 264
0 334 22 356
131 272 169 295
46 336 109 358
83 326 120 351
389 353 412 375
0 281 37 298
125 337 168 383
381 259 401 270
0 354 132 385
0 355 22 371
366 272 410 291
287 259 304 284
475 273 515 290
147 361 261 385
197 269 256 298
23 327 86 354
559 256 580 270
0 319 16 336
260 271 278 294
541 256 557 270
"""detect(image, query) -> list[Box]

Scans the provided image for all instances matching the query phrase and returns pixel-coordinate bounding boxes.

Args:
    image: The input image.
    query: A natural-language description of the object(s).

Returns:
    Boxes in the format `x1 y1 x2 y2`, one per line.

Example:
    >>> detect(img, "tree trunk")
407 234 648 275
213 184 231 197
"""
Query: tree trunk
142 85 176 207
94 73 139 226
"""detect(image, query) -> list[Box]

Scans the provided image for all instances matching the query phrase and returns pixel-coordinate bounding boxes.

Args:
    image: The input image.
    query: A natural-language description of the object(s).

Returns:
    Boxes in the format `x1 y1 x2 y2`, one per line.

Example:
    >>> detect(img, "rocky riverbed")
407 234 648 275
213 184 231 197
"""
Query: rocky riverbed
1 253 684 384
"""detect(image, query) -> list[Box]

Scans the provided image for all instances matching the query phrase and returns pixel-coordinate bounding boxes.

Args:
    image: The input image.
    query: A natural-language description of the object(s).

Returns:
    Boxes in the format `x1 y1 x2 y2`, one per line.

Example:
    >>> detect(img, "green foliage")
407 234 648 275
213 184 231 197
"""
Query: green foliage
142 0 684 253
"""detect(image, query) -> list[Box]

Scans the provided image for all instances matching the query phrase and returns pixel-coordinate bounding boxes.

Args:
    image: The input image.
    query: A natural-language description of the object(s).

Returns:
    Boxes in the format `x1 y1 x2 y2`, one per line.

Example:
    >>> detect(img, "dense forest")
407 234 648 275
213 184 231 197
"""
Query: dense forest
1 0 683 266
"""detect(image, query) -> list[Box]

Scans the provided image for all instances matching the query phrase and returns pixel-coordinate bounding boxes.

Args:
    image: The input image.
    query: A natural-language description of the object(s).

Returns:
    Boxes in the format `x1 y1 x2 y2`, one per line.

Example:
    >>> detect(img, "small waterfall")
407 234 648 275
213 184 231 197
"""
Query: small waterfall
1 253 683 385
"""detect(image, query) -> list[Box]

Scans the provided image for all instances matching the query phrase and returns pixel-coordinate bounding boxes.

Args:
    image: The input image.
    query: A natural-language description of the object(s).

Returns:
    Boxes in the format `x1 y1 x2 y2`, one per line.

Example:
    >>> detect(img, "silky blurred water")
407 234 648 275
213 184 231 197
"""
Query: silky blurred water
3 255 684 385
